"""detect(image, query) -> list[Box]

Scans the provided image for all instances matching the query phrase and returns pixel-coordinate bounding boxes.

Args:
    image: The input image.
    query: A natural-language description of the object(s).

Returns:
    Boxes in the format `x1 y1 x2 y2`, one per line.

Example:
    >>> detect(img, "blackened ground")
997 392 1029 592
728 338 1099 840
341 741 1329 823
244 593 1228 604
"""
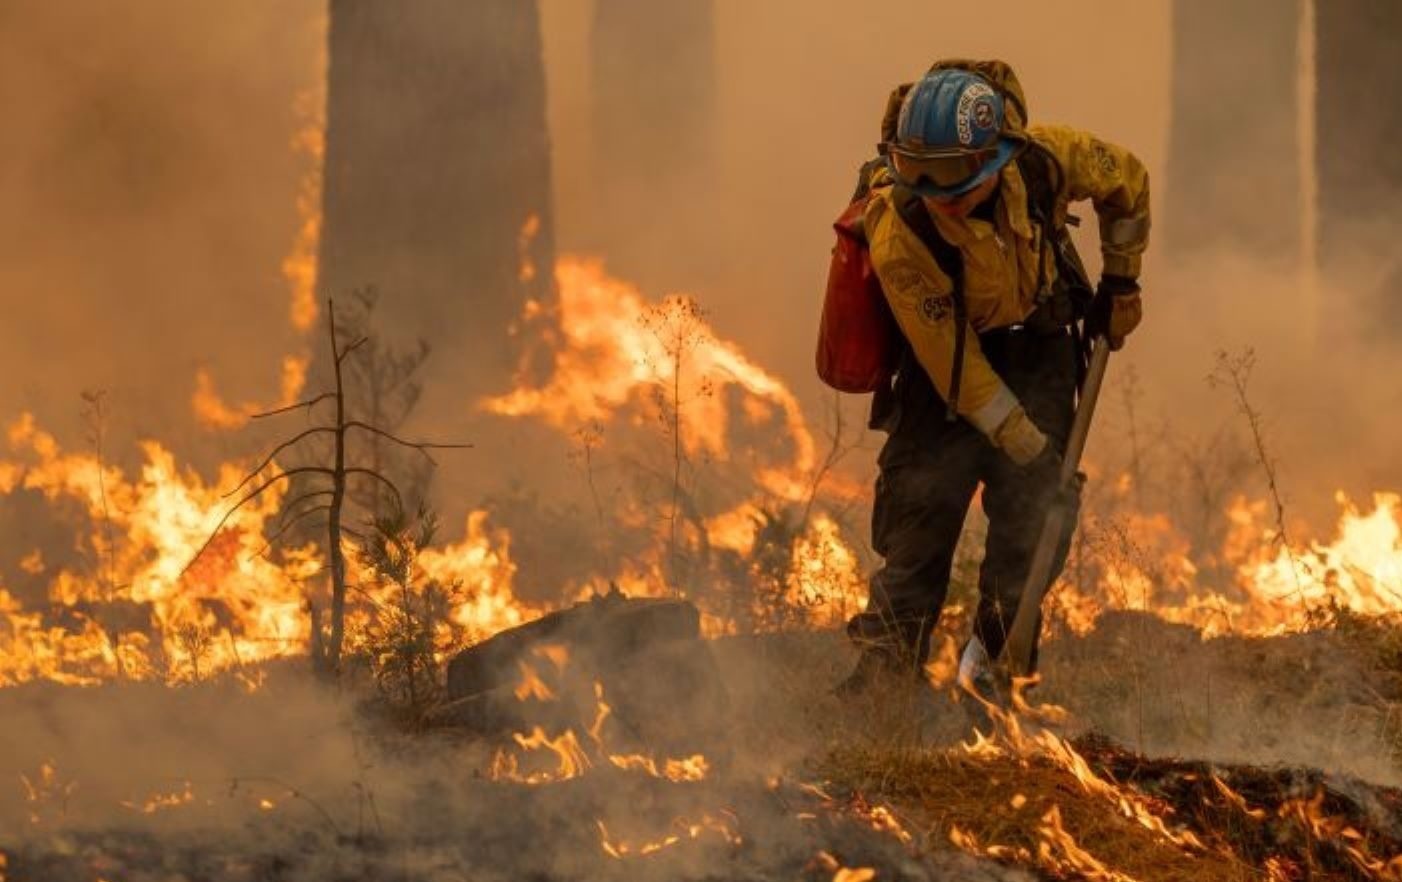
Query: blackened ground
3 611 1401 881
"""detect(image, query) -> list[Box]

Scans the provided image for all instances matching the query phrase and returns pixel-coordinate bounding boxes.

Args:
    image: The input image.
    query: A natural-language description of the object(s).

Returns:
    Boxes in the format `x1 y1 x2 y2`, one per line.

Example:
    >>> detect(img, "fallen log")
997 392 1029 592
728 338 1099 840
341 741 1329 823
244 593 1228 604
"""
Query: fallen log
434 590 730 759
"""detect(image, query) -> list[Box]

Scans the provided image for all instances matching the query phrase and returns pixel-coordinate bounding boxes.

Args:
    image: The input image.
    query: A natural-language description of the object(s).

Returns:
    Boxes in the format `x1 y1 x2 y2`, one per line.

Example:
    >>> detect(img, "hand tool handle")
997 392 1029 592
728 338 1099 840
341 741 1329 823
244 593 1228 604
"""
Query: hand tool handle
999 336 1111 679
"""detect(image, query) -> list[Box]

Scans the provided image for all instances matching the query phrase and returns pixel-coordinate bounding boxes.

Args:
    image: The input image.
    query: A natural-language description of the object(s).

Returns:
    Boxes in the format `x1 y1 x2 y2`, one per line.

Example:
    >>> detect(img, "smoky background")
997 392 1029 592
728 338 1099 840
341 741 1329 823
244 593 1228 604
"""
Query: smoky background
1 5 1402 876
1 0 1396 530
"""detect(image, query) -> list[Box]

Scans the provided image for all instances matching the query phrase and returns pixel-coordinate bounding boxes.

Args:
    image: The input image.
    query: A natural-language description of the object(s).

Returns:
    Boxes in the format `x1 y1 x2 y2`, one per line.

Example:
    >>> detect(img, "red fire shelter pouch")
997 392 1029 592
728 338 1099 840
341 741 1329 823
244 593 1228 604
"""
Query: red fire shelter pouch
816 196 898 393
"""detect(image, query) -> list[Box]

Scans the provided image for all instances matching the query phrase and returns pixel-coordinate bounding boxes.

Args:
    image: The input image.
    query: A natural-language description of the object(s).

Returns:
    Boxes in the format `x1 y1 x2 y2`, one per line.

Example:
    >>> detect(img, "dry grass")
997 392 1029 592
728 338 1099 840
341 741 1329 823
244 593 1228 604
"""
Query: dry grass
819 741 1254 882
817 728 1402 881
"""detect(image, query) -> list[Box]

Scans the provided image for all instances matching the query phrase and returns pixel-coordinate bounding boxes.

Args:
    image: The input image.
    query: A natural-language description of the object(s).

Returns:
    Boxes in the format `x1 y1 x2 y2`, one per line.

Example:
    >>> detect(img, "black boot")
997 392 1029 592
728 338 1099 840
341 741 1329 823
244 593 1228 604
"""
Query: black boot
833 647 927 700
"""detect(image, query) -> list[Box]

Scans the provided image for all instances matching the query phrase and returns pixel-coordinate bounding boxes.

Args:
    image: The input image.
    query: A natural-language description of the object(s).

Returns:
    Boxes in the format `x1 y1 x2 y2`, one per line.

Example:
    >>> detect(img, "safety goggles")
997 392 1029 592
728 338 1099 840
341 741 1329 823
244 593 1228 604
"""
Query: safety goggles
887 147 1000 193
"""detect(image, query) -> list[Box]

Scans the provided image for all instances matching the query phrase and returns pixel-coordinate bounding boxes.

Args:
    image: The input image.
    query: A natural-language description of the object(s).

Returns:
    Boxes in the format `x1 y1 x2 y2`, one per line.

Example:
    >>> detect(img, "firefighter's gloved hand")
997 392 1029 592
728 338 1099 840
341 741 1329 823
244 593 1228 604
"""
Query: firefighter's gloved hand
1087 274 1142 351
991 406 1047 466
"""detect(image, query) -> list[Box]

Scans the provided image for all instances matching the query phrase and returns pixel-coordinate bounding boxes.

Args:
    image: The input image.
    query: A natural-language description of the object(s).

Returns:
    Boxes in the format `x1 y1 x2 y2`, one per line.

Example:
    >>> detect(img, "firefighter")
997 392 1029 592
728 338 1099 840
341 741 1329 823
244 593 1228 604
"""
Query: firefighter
838 66 1149 696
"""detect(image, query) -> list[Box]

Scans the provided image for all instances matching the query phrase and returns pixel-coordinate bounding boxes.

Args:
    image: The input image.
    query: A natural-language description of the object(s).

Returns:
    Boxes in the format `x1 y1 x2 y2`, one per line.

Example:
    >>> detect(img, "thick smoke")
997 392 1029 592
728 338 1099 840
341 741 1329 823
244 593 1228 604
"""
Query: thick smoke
0 1 323 467
0 650 1036 881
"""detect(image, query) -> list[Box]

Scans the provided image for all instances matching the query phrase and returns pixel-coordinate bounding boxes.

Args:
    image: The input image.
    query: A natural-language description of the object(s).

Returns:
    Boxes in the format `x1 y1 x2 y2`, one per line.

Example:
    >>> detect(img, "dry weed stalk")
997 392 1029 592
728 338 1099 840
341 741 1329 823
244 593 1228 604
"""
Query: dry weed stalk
1117 365 1147 511
639 296 712 596
79 389 120 601
569 420 607 527
79 388 131 677
1208 349 1306 605
800 390 856 529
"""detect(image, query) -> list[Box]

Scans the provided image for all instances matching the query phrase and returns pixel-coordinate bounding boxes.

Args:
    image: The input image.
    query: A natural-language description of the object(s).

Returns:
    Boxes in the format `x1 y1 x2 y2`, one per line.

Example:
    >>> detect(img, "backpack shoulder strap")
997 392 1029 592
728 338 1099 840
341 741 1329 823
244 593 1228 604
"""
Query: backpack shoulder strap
852 158 885 202
1015 138 1095 384
892 186 967 423
1013 139 1063 229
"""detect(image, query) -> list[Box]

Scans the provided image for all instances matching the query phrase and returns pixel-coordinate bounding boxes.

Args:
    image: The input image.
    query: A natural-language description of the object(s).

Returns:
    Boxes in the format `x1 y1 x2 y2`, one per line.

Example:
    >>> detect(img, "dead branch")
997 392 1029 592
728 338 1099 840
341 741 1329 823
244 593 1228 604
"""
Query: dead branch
277 490 336 526
344 420 472 463
256 504 334 557
182 466 333 577
250 392 338 420
225 427 338 498
337 336 370 364
344 468 405 511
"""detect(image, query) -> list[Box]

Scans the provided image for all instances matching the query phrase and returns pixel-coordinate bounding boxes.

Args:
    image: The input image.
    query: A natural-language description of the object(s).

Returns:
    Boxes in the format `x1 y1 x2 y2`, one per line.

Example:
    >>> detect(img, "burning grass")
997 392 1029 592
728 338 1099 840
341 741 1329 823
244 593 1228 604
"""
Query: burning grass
821 731 1402 881
821 743 1233 880
817 694 1402 881
5 258 1402 880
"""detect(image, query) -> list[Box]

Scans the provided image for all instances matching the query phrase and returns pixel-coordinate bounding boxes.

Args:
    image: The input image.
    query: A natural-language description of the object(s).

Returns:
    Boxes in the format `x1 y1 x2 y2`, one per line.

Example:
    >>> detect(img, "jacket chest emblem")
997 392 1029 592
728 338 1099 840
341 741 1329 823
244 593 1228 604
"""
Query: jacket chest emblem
919 294 954 324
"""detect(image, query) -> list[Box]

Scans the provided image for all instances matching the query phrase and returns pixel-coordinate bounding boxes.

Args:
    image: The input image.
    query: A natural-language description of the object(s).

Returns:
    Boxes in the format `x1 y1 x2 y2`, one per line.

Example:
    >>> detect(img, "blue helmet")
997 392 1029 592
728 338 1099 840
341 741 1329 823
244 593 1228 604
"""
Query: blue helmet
886 69 1019 198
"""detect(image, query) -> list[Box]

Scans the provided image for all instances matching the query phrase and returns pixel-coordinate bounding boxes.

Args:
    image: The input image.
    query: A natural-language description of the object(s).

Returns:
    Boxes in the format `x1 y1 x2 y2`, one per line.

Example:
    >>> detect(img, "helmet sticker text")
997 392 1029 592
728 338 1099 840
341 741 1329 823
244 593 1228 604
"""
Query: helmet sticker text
956 82 996 146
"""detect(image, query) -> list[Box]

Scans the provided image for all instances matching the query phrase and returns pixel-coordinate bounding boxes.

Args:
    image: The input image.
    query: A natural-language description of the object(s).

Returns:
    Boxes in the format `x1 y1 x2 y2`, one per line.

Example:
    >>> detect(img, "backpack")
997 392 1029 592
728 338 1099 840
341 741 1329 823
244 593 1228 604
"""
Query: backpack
815 60 1093 409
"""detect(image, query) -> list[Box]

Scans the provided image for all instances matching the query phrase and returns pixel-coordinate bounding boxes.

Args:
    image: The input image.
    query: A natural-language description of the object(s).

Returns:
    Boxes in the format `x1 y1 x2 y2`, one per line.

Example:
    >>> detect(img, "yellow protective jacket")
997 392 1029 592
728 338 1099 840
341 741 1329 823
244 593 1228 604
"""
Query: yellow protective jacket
863 123 1150 436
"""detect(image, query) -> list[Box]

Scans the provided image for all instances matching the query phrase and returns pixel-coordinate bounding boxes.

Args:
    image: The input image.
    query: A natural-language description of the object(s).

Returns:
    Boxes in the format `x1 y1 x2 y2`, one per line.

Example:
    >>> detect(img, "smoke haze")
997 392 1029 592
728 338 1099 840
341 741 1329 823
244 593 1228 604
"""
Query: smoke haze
2 0 1394 527
1 0 1400 781
0 1 323 464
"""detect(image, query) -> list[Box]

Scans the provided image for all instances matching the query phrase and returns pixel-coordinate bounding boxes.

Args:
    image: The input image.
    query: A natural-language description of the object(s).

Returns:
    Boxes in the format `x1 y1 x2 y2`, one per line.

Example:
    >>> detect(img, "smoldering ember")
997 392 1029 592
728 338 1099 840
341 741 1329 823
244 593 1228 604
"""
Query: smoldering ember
4 4 1402 882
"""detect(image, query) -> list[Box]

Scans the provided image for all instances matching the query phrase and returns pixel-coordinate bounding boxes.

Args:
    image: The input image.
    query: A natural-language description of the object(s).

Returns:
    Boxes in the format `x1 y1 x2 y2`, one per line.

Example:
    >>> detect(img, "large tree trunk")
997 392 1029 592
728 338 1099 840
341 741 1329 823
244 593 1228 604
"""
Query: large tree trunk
1315 0 1402 315
587 0 717 288
1162 0 1300 265
318 0 556 398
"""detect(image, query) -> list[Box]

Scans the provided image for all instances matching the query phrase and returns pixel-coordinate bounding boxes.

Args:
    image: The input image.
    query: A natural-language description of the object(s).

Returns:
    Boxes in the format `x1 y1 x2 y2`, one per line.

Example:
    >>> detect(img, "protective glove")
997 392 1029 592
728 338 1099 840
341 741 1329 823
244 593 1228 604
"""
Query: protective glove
991 405 1047 466
1086 274 1142 351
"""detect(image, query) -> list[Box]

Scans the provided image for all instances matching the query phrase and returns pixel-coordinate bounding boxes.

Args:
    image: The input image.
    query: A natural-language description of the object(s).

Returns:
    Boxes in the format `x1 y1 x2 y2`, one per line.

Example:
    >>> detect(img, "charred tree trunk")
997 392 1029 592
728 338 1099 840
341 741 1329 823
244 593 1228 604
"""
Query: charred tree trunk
1316 0 1402 324
318 0 556 399
325 307 349 673
1163 0 1300 264
588 0 717 286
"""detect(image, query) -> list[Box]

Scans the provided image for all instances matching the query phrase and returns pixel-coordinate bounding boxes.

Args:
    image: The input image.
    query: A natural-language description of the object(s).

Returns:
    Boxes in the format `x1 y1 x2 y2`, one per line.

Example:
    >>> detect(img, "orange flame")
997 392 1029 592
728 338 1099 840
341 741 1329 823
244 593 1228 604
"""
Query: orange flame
191 355 309 431
1037 804 1138 882
120 781 195 815
483 257 818 497
493 676 712 786
958 680 1205 854
513 660 556 702
0 414 531 686
1053 484 1402 638
596 812 741 859
283 76 325 333
482 256 869 630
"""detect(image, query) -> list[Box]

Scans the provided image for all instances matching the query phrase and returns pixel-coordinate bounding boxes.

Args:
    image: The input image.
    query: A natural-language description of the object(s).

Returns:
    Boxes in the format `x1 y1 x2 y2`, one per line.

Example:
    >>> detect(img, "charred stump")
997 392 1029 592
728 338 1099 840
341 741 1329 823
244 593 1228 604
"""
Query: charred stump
437 591 730 761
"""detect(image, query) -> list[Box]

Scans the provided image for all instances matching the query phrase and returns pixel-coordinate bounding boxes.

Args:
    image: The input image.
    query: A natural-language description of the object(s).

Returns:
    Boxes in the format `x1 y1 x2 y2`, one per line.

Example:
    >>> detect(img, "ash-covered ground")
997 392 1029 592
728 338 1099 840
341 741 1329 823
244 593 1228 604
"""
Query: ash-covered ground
3 608 1402 882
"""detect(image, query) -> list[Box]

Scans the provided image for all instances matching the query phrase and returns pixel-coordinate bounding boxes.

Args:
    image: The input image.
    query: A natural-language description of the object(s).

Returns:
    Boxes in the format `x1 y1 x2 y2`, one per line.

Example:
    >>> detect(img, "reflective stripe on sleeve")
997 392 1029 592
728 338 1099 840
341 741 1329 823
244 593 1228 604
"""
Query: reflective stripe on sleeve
964 383 1019 436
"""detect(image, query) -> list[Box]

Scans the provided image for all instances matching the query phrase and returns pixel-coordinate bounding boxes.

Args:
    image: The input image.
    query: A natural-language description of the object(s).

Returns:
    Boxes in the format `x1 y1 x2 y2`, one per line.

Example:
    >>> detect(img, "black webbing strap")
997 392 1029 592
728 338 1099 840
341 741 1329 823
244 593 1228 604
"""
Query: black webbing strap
893 186 967 422
1017 142 1094 392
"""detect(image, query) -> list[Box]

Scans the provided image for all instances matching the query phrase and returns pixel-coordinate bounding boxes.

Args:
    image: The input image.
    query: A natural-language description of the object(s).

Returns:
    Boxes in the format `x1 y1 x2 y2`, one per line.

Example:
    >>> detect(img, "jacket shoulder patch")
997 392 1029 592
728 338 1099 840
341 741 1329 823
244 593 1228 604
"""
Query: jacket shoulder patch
881 258 952 326
1090 140 1118 176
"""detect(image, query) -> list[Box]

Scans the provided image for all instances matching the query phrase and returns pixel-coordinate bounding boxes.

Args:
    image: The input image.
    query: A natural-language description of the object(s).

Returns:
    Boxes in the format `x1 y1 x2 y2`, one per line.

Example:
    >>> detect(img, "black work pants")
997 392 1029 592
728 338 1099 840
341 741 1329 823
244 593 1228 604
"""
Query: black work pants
848 326 1080 669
